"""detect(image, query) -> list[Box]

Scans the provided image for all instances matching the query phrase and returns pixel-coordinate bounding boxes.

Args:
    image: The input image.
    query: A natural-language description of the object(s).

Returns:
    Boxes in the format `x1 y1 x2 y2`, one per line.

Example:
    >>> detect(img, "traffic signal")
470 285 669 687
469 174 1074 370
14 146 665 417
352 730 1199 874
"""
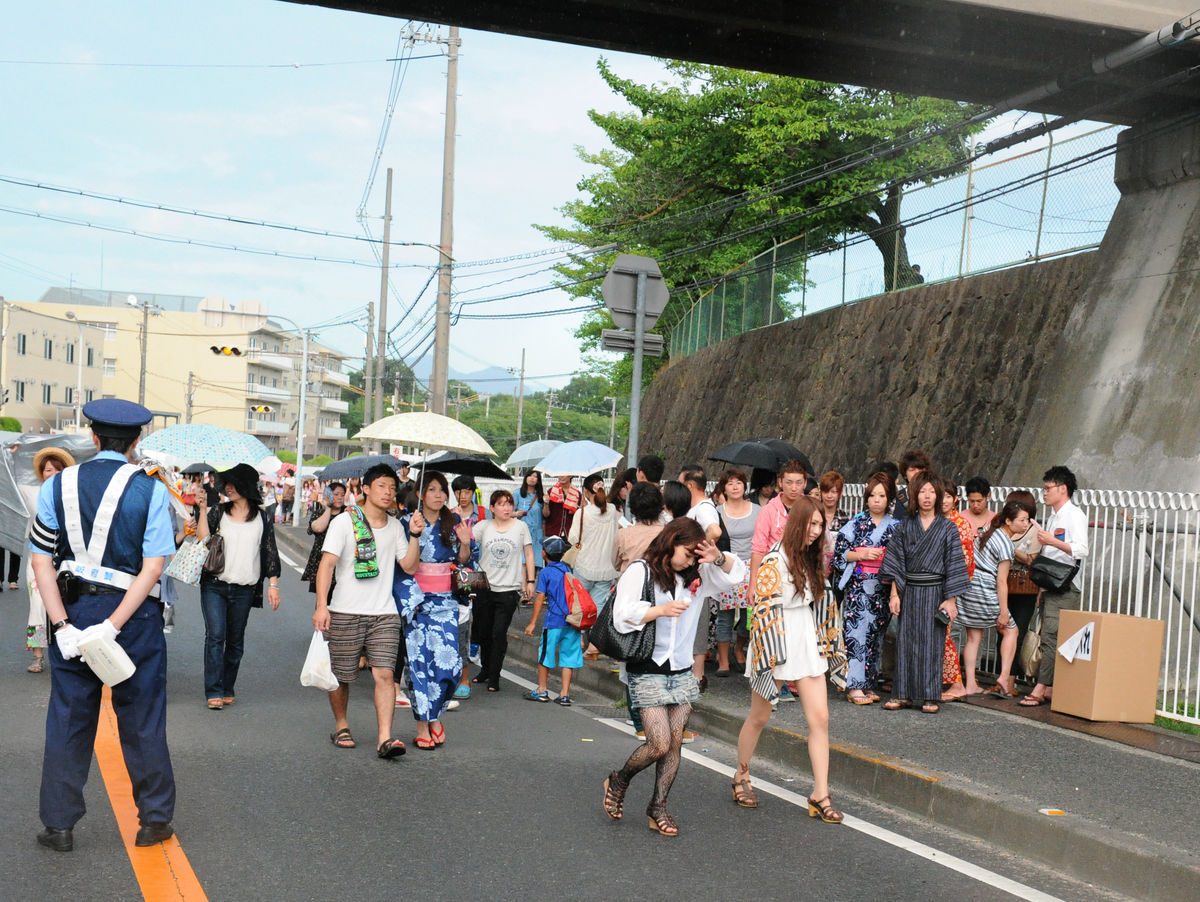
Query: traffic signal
1 389 8 405
250 405 272 413
211 346 241 356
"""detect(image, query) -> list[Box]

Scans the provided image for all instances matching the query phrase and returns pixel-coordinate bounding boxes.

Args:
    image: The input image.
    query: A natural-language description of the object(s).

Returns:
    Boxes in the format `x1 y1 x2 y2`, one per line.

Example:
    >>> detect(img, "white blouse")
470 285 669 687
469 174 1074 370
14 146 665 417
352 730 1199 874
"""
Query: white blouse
612 557 746 670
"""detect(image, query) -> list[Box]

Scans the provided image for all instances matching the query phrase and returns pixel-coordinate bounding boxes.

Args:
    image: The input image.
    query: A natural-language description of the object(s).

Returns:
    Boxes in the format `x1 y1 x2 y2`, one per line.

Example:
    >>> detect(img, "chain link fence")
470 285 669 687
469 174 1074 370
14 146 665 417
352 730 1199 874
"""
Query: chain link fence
670 123 1121 359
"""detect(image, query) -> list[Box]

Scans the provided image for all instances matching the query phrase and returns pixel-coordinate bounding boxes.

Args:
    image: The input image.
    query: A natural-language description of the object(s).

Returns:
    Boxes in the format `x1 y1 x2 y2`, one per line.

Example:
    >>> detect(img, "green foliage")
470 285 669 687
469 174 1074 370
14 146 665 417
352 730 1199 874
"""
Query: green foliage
0 416 22 432
537 60 987 392
342 358 418 437
275 450 333 466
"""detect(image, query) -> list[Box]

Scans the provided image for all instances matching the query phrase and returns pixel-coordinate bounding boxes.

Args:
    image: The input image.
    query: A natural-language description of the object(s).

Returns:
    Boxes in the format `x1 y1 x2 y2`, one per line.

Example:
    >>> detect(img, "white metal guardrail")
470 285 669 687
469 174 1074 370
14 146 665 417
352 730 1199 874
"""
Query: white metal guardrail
824 483 1200 726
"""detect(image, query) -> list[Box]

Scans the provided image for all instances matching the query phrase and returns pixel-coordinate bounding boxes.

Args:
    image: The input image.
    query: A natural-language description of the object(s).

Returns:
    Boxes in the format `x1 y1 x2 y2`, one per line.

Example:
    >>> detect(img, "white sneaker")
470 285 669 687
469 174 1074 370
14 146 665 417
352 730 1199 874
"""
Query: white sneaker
394 692 411 708
445 699 461 711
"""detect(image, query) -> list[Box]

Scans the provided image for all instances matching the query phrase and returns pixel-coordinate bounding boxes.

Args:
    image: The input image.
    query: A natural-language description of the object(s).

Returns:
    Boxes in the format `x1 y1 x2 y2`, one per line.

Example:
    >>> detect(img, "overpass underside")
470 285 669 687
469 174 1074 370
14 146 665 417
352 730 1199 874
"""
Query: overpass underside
293 0 1200 122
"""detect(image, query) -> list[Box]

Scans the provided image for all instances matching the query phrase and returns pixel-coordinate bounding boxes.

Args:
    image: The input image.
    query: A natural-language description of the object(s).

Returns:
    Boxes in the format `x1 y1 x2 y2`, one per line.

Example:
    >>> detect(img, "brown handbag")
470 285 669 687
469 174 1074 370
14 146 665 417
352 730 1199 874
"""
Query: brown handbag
1007 566 1038 595
202 514 225 575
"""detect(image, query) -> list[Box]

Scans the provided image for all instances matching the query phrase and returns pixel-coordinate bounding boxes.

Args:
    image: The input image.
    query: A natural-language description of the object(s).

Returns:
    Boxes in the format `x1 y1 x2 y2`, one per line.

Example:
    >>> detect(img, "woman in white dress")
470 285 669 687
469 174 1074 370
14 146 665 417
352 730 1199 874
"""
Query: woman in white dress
732 496 842 823
23 448 76 673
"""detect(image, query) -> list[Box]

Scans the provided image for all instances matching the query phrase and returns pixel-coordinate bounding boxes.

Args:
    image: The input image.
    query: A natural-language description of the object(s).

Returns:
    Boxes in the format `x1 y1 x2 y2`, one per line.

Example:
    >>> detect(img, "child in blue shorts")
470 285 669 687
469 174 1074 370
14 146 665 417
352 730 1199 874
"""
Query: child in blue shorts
523 536 582 706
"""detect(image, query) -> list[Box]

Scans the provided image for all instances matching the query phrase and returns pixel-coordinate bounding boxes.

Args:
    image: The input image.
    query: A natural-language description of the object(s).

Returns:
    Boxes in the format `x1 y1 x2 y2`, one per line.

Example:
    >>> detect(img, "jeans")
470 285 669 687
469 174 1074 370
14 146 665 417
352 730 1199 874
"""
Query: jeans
575 576 615 610
471 588 520 687
199 579 256 701
715 608 738 643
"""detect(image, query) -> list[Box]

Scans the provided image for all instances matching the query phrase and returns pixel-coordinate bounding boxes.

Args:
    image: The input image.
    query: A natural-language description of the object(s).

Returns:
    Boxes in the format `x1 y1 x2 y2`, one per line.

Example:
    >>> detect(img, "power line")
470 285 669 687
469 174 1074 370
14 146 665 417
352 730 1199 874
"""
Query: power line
0 55 444 69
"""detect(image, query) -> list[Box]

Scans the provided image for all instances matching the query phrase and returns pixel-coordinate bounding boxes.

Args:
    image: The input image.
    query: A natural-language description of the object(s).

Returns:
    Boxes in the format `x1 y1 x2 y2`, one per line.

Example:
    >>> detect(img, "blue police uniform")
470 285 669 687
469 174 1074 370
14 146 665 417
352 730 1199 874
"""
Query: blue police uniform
30 400 178 837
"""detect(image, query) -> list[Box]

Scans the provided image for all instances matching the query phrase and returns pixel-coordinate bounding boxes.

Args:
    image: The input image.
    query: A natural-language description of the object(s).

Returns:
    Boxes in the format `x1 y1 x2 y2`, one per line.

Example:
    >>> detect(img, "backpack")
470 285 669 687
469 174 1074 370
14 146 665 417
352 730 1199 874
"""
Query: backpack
563 572 598 629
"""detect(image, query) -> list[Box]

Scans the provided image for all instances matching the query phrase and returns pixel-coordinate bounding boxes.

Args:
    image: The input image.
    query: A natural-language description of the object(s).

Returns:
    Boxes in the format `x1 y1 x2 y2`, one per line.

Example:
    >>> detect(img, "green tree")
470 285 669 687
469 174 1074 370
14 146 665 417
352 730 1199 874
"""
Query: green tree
537 61 986 390
341 358 421 437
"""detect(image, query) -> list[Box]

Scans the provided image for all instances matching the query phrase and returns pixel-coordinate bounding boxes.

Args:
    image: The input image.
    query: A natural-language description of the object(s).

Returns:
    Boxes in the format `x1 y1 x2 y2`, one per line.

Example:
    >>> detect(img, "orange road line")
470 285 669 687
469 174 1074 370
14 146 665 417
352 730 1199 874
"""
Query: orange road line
95 688 208 902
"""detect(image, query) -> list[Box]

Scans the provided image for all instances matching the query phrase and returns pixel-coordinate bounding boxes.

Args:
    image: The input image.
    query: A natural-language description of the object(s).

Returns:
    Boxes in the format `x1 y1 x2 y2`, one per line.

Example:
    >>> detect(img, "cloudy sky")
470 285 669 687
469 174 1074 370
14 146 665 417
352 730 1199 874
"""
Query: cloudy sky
0 0 670 390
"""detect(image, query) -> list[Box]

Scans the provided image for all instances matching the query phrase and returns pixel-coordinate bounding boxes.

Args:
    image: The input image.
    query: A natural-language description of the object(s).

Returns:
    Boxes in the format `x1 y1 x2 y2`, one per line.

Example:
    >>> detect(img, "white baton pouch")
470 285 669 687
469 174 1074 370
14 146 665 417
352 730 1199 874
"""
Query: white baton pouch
77 633 137 687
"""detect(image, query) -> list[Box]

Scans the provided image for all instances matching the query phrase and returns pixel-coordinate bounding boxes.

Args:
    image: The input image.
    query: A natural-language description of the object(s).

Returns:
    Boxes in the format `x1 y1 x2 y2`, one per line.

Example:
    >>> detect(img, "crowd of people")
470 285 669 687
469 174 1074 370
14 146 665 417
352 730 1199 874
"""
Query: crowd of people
17 400 1088 848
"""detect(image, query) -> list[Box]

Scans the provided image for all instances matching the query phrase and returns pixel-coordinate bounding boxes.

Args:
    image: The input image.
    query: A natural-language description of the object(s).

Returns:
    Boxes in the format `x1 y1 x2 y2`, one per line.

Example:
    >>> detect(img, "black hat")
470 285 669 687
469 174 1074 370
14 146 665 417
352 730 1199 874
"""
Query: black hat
83 399 153 439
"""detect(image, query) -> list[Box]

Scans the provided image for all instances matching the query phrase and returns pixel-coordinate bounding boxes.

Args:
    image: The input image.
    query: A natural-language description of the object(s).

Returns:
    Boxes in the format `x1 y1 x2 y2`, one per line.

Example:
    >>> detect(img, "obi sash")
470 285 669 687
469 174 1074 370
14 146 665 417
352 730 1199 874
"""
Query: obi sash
856 547 885 575
415 561 453 594
905 571 943 587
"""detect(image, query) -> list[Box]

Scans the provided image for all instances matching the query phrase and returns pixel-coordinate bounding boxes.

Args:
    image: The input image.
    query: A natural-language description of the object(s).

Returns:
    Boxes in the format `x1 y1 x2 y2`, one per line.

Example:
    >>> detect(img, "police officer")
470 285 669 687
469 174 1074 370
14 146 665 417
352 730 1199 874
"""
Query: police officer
30 399 178 852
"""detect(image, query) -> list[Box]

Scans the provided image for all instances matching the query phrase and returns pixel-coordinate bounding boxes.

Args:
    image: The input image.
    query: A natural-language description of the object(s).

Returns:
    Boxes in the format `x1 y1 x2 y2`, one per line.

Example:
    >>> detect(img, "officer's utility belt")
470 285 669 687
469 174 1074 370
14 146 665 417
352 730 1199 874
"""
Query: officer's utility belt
57 560 160 602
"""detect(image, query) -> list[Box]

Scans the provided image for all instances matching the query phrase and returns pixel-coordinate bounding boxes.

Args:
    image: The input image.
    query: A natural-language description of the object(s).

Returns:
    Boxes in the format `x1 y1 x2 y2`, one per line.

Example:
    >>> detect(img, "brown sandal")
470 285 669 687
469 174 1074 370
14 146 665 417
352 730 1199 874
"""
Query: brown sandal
646 804 679 836
808 794 844 824
731 765 759 808
602 772 627 820
882 698 911 710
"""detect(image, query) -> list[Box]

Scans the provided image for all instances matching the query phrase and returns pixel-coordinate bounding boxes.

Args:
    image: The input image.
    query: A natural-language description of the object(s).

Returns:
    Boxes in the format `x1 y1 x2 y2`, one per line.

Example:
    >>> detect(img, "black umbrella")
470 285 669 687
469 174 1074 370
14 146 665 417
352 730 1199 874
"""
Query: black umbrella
318 453 409 481
424 451 510 480
708 440 780 472
755 438 815 477
181 462 216 475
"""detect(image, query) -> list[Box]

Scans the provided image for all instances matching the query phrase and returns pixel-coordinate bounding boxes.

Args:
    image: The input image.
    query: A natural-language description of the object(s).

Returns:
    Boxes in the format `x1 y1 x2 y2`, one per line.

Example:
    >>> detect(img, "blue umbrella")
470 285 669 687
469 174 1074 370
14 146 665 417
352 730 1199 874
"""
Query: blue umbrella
535 440 623 477
139 424 278 472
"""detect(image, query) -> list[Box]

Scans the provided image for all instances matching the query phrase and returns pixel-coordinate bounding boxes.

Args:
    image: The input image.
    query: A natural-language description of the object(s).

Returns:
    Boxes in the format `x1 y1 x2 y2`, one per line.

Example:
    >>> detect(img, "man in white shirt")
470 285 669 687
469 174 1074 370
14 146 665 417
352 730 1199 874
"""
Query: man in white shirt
680 465 723 688
313 464 408 758
1020 465 1089 708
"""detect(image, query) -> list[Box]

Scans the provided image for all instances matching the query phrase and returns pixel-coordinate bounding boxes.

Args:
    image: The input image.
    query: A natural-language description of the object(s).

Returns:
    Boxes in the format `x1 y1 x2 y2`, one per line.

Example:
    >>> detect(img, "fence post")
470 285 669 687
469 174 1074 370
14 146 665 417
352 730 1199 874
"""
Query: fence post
841 232 847 305
958 135 975 278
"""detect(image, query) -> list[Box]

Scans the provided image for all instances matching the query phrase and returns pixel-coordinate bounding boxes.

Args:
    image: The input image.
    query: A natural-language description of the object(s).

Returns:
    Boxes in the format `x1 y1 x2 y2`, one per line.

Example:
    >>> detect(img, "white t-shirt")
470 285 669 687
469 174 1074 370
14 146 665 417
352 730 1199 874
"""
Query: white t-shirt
687 499 721 534
473 519 532 591
322 511 404 616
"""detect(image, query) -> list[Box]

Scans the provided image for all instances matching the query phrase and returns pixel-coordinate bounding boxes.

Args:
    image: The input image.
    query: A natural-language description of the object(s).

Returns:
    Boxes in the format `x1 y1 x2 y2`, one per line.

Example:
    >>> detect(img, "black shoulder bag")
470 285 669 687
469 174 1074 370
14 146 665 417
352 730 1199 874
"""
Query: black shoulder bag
588 561 657 663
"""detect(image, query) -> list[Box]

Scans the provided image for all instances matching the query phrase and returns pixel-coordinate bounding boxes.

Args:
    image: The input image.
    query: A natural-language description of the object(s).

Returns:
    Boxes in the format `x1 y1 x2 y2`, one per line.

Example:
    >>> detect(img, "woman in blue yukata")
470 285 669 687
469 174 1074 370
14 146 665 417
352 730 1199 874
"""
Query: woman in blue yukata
395 470 479 750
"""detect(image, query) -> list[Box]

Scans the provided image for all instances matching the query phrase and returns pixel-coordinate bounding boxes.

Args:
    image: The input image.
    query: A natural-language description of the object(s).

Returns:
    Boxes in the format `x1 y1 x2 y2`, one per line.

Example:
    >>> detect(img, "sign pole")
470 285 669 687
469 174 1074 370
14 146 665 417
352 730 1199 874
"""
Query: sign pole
628 270 647 465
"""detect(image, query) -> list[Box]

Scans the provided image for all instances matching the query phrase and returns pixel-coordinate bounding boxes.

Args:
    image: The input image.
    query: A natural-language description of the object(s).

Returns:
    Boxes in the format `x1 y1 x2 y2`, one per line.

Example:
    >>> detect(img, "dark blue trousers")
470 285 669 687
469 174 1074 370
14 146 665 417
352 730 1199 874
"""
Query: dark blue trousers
40 592 175 830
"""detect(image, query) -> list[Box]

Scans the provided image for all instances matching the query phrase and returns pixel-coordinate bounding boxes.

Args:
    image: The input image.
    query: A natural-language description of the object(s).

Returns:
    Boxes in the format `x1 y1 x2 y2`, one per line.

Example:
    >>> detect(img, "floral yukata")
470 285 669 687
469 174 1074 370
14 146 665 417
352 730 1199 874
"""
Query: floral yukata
394 513 479 722
833 512 899 692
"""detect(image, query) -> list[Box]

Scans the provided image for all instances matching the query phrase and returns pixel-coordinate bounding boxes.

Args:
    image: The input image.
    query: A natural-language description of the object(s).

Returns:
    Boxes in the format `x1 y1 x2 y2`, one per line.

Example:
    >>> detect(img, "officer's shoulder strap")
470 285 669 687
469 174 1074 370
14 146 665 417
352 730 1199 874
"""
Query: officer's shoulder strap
60 463 140 565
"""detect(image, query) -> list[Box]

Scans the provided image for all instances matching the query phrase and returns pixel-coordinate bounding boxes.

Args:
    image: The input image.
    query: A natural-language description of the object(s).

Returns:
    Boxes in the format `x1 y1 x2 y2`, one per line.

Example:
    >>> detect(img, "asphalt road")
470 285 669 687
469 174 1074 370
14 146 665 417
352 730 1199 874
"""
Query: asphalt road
0 549 1132 902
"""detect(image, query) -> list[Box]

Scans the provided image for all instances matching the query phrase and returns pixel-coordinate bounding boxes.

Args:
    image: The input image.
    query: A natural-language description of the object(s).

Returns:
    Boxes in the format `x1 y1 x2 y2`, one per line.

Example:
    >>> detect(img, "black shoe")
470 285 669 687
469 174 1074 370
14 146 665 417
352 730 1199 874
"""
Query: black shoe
36 827 73 852
135 823 174 847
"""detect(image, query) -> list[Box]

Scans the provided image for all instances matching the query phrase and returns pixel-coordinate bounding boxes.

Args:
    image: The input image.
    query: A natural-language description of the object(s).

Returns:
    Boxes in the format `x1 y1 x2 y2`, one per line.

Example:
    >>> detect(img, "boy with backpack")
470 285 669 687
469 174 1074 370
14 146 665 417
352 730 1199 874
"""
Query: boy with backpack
523 536 594 706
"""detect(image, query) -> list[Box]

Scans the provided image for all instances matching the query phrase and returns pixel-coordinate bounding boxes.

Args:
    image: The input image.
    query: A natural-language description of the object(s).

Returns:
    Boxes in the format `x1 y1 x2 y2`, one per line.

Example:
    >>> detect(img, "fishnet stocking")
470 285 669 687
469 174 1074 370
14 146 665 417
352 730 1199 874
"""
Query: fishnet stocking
617 702 692 810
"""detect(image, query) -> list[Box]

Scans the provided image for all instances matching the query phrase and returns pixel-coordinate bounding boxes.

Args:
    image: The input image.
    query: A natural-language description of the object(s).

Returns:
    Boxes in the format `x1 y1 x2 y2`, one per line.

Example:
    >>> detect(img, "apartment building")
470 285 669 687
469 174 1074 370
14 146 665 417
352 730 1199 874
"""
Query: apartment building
0 303 106 433
17 288 353 457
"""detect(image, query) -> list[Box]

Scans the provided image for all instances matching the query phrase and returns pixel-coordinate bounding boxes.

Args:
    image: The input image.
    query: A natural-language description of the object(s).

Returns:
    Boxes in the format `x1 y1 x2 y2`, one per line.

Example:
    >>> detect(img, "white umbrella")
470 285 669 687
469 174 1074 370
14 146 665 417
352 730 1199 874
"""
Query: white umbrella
504 439 562 470
139 424 279 473
535 440 623 477
355 411 496 456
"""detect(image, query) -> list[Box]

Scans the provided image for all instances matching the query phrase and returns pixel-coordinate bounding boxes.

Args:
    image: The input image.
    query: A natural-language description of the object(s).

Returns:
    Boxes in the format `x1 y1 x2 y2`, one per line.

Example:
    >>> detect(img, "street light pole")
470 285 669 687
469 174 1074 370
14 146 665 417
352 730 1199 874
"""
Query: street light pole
267 314 311 530
65 312 84 427
605 396 616 450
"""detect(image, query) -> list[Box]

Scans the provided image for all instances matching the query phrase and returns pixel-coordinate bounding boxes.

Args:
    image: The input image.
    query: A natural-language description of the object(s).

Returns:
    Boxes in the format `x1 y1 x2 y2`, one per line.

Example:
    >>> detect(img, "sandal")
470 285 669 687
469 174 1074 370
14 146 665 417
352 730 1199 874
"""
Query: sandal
1019 694 1048 707
8 582 18 590
453 685 471 699
377 738 407 759
207 699 223 710
27 657 44 674
807 795 844 824
330 727 355 749
731 766 759 808
882 698 911 710
646 804 679 836
602 772 627 820
921 702 941 714
414 736 436 750
430 723 446 746
847 691 873 705
867 691 882 702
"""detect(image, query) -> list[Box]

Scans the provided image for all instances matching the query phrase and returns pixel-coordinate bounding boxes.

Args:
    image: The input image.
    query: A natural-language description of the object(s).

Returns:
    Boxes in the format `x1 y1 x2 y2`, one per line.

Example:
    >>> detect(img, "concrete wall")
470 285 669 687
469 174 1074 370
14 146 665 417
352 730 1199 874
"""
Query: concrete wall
641 116 1200 494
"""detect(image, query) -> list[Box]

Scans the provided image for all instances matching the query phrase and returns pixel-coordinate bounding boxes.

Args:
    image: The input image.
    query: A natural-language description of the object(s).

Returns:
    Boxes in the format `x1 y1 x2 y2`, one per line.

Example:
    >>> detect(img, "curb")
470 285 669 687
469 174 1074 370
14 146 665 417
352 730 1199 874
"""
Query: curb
276 527 1199 901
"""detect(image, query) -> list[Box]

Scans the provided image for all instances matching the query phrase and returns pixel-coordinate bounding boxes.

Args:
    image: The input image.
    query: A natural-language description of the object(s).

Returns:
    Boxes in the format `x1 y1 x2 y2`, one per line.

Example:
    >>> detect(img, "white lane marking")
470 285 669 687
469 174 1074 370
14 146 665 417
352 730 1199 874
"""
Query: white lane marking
278 549 303 574
499 668 1064 902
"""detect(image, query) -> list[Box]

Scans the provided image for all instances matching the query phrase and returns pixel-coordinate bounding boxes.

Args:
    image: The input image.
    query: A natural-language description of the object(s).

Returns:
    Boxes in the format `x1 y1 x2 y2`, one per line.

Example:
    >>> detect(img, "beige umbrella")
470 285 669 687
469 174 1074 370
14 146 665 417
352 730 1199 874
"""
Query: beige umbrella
354 411 496 457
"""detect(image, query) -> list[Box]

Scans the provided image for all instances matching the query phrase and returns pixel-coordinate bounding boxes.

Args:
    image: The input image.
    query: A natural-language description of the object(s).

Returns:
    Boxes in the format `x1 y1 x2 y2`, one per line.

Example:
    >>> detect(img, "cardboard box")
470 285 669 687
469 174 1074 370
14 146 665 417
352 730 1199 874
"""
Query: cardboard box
1050 610 1164 723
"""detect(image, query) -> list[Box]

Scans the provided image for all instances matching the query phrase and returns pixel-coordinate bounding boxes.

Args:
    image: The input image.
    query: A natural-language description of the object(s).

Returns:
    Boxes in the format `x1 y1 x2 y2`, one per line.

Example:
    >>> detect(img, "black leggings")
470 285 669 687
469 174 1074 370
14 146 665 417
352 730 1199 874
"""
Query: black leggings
4 550 19 584
472 589 520 688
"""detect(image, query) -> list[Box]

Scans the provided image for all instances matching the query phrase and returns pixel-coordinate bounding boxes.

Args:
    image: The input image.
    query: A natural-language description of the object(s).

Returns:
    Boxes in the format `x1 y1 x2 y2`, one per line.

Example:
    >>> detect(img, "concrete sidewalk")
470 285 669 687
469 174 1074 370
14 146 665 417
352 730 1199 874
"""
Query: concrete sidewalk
277 524 1200 902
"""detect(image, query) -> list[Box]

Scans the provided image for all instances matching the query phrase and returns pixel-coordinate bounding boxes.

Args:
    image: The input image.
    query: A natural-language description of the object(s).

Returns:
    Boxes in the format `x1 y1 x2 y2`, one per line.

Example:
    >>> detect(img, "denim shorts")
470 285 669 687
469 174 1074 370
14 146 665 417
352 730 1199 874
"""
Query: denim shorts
627 670 700 708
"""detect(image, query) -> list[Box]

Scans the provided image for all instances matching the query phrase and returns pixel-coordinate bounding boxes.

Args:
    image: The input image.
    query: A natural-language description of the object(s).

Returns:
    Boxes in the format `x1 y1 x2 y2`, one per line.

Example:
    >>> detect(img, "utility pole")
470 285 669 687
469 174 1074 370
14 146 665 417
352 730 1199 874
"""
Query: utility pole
454 383 462 421
605 396 617 449
510 347 525 446
429 26 460 415
484 395 490 419
0 298 6 416
374 168 392 428
185 372 195 423
363 301 375 447
409 379 416 411
544 390 555 441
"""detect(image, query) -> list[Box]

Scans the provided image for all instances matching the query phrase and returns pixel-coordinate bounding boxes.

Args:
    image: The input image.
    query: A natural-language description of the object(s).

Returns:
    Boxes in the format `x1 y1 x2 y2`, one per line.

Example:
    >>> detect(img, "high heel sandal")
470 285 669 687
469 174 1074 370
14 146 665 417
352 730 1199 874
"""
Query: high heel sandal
646 803 679 836
731 766 759 808
602 772 626 820
807 795 844 824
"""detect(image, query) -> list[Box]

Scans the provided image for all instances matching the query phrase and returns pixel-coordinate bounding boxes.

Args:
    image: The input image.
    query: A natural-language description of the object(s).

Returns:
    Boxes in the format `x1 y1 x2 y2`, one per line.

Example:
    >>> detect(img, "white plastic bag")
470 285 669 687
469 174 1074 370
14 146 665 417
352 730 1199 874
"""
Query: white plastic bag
300 631 339 691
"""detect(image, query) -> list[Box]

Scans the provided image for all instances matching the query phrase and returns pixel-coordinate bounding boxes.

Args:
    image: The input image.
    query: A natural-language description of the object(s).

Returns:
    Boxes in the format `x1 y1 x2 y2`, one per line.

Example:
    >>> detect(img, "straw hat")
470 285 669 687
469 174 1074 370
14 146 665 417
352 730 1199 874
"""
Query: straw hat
33 447 77 481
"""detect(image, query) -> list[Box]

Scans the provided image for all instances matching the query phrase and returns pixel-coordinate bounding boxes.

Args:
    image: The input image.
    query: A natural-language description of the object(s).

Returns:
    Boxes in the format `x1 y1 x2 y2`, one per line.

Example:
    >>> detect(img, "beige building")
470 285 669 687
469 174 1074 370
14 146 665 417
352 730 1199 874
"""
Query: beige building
0 302 107 433
12 288 353 458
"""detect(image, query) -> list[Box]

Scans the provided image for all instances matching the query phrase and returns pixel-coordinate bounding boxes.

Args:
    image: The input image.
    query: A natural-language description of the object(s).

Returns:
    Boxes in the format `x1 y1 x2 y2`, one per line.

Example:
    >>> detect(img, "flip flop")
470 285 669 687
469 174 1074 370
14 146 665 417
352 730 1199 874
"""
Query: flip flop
453 685 471 699
1019 695 1048 707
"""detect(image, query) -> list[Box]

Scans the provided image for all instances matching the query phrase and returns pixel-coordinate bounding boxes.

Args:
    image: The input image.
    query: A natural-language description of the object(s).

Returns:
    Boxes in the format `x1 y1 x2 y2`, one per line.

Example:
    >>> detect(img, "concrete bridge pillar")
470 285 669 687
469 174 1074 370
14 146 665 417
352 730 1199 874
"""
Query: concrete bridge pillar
1003 115 1200 491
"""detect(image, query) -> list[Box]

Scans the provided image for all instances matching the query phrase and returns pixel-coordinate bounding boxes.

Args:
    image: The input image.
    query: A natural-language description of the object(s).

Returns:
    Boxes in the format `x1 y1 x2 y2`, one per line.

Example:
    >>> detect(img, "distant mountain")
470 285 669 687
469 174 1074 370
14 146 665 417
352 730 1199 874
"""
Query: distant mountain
411 360 521 395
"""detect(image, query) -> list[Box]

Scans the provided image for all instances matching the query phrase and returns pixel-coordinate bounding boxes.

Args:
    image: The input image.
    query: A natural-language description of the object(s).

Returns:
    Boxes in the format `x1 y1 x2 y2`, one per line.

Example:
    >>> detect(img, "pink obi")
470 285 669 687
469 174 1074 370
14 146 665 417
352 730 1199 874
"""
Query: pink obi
856 548 885 575
415 562 453 594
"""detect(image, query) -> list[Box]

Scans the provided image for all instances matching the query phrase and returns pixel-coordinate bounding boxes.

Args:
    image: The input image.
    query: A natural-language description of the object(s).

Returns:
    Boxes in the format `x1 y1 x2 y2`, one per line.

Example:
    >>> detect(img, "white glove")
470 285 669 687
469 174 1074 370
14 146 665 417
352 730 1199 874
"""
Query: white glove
78 619 121 646
54 624 84 660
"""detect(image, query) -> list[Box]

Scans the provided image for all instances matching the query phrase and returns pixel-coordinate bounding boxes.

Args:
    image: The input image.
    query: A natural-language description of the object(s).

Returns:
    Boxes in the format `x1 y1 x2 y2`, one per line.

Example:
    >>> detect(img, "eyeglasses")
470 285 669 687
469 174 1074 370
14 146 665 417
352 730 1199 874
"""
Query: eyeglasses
1042 483 1062 492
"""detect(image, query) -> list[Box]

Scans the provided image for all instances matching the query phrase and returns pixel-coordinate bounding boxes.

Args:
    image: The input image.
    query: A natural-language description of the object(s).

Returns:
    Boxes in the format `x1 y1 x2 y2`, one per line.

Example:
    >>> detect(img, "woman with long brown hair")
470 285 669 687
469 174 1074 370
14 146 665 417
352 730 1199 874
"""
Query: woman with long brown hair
601 517 743 836
730 497 842 823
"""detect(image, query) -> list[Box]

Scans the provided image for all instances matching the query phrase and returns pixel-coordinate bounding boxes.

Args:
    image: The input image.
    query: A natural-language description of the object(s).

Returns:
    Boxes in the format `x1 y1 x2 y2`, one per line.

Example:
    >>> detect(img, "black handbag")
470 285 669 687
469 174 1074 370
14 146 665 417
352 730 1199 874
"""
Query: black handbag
452 566 489 601
1029 554 1079 593
588 561 657 663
